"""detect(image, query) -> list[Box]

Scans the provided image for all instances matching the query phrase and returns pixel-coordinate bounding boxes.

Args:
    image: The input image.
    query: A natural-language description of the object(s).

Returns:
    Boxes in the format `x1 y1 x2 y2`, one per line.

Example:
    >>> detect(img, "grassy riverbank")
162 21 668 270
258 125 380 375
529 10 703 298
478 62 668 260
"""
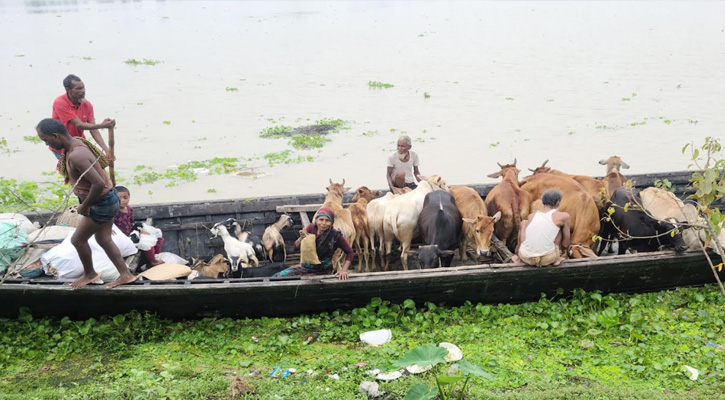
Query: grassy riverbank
0 285 723 400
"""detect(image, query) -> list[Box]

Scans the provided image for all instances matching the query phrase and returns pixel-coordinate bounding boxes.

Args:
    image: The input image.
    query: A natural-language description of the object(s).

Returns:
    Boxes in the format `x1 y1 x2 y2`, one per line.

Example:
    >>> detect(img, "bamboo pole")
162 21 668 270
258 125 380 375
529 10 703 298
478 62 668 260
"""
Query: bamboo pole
108 126 115 186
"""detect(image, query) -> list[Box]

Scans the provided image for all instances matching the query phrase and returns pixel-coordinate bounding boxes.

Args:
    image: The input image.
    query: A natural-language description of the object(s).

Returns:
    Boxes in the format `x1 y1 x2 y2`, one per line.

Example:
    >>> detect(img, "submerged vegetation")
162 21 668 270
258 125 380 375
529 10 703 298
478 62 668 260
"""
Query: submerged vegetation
0 286 722 399
124 58 162 66
368 81 394 89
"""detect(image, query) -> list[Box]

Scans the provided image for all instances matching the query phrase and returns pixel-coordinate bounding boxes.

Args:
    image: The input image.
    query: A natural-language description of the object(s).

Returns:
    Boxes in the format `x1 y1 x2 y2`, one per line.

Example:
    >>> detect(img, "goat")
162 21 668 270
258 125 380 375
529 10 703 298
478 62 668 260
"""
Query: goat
191 254 229 278
262 214 293 263
224 218 266 261
210 223 259 272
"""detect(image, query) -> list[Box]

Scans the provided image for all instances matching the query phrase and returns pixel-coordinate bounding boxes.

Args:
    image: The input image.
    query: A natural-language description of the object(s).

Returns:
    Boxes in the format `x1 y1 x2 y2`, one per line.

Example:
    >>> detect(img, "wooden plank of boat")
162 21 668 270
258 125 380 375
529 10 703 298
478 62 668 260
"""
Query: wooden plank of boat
0 250 721 320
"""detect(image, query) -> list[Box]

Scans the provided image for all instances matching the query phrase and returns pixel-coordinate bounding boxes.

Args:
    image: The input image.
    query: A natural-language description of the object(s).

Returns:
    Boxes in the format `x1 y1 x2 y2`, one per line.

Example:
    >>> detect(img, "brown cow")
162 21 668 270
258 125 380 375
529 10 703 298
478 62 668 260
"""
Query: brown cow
599 156 630 198
484 160 532 252
450 185 501 262
526 160 609 210
349 186 378 273
316 179 356 270
519 173 600 258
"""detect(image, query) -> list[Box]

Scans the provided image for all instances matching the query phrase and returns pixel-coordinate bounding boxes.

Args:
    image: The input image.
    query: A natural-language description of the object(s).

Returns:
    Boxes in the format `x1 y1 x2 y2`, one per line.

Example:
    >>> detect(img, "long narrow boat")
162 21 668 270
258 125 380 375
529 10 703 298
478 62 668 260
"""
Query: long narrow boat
1 171 723 319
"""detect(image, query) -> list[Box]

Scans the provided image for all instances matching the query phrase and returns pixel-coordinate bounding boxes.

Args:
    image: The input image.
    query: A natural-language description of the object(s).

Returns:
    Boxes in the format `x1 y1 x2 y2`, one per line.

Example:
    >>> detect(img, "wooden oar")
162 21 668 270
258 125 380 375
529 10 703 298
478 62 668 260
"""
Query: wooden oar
108 126 116 186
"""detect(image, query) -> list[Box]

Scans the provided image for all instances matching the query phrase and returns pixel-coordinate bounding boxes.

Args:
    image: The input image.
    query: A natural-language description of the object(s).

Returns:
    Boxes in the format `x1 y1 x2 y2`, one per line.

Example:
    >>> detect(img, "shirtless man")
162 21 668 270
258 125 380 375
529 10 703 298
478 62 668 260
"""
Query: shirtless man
512 189 571 267
386 135 424 194
50 74 115 160
36 118 136 289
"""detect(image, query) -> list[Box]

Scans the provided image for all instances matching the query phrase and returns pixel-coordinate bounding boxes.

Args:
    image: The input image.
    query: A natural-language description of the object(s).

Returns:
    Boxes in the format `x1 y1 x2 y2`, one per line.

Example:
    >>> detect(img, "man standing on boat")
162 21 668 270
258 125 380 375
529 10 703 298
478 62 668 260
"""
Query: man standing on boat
50 74 115 160
36 118 136 289
512 190 570 267
387 135 425 194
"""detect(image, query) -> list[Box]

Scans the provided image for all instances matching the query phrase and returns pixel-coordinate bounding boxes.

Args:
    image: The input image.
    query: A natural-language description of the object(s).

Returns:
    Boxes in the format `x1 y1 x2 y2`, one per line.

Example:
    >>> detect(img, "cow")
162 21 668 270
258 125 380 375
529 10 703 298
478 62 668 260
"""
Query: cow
349 186 378 273
639 187 705 250
383 175 449 270
412 191 462 269
315 179 356 270
600 156 630 198
484 160 532 252
526 160 609 209
607 187 688 254
449 185 501 262
519 173 600 258
366 189 410 271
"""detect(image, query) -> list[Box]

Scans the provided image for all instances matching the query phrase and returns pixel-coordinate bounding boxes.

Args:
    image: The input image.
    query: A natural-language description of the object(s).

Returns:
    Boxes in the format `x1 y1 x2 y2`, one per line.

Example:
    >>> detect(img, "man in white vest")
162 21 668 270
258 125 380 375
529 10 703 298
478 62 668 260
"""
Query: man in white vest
512 189 571 267
386 135 424 194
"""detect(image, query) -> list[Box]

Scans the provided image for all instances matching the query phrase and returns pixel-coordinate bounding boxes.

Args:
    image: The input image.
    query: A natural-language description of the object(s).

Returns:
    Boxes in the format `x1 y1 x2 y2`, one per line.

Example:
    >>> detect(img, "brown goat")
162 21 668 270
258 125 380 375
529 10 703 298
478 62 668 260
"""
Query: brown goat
262 214 293 263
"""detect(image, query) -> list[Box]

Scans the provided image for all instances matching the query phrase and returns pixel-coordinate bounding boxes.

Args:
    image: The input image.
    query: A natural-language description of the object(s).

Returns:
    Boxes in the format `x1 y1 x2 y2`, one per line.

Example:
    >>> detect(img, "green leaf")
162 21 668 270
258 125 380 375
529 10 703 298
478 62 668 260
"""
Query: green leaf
456 359 494 380
394 344 449 368
405 384 438 400
437 374 466 386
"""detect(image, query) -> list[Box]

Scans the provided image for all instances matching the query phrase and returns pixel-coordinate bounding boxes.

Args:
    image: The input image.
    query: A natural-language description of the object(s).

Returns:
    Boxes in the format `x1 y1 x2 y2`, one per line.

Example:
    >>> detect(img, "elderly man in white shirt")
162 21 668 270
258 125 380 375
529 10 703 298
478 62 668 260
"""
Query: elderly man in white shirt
386 135 425 194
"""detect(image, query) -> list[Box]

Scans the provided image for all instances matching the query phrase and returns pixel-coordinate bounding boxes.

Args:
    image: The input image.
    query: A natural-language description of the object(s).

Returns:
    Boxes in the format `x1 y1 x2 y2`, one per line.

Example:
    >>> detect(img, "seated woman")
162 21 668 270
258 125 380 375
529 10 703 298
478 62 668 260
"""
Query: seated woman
273 207 353 280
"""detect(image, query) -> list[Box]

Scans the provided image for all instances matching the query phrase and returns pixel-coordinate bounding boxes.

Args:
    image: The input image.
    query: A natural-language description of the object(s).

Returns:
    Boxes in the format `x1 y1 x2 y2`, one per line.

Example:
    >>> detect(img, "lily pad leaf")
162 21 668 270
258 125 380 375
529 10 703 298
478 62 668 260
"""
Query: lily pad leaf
394 344 449 368
456 359 493 380
404 384 438 400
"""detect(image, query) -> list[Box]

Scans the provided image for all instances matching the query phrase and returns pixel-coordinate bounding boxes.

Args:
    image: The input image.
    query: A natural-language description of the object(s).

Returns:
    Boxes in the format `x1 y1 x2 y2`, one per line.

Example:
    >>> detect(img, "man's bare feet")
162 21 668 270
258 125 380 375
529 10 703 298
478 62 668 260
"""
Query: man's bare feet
106 273 138 289
148 259 165 268
70 273 100 290
552 257 565 266
511 255 521 263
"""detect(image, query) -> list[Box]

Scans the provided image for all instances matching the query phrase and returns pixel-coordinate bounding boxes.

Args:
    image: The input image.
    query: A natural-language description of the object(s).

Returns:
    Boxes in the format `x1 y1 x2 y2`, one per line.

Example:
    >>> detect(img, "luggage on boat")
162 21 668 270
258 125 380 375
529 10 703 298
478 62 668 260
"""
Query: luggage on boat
0 222 30 275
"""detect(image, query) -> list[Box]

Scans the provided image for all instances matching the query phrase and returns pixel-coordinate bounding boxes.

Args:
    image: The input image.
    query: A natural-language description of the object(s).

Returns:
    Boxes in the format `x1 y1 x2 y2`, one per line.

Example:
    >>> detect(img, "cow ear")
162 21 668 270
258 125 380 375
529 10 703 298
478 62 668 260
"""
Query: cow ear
462 217 476 225
621 161 630 169
493 211 502 222
345 187 352 193
406 250 419 257
487 171 501 179
599 159 608 165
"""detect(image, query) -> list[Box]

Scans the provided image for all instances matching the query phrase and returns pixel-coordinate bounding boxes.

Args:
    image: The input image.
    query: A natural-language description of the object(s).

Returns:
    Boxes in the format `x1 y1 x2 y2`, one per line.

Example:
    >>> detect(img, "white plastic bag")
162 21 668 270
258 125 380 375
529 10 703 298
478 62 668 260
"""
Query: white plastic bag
0 213 38 234
155 252 188 265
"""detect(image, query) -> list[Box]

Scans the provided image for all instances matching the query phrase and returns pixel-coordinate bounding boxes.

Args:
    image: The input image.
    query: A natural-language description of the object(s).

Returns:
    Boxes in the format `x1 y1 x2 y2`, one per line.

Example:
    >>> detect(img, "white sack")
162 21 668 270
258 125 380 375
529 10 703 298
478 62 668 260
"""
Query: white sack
41 225 137 282
27 226 76 243
0 213 38 234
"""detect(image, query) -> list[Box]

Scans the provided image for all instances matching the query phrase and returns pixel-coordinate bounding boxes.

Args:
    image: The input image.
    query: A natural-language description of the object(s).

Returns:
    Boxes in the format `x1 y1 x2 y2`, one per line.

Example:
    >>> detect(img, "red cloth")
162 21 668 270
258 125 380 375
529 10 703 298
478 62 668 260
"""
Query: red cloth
114 206 135 236
50 94 95 154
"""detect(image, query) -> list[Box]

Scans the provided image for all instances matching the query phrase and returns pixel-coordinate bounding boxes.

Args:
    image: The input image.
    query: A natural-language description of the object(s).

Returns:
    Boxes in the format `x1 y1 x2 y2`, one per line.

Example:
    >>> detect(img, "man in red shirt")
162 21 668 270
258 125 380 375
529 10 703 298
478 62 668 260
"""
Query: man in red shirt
51 74 116 160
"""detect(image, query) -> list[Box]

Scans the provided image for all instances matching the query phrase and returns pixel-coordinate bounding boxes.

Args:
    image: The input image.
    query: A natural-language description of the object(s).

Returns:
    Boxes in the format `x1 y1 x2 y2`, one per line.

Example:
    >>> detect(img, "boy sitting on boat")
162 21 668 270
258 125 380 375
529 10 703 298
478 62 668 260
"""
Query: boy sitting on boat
113 186 164 269
513 190 571 267
273 207 353 280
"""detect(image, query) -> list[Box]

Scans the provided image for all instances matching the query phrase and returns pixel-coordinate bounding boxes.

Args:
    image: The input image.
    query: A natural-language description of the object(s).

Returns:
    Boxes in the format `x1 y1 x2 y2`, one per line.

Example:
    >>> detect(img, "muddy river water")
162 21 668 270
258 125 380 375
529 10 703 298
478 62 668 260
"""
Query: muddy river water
1 1 724 204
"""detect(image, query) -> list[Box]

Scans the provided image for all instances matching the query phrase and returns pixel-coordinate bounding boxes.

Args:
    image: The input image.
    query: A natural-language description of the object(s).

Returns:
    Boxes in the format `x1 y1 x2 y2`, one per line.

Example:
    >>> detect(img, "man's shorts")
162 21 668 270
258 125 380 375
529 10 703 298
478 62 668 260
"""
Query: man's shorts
519 247 560 267
79 188 120 224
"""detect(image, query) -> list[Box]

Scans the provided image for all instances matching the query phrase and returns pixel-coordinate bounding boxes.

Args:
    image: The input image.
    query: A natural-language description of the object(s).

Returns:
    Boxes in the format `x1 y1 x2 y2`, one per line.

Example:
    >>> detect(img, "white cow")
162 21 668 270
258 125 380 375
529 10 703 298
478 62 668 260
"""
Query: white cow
640 187 705 250
382 175 449 270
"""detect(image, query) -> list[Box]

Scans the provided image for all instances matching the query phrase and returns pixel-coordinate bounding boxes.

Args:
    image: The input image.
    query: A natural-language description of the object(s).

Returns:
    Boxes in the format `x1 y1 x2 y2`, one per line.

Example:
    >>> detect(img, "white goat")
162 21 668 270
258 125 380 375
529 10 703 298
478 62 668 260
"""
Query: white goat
262 214 293 263
210 223 259 272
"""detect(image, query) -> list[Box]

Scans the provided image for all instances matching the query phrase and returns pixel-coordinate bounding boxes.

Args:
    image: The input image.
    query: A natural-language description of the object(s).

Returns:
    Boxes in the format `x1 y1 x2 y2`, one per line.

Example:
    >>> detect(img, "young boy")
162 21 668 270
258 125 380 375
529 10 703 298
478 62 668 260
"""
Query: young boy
113 186 164 268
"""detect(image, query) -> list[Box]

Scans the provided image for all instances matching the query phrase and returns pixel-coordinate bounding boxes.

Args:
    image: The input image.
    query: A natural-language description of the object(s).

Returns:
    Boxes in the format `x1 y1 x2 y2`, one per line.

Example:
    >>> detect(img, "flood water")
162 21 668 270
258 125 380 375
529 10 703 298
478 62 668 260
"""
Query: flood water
1 0 724 204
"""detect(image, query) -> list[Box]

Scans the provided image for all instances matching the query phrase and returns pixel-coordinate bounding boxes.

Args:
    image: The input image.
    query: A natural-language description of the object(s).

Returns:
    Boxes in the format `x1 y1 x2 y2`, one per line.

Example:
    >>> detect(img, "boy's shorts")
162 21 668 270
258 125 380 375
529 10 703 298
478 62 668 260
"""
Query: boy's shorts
79 188 120 224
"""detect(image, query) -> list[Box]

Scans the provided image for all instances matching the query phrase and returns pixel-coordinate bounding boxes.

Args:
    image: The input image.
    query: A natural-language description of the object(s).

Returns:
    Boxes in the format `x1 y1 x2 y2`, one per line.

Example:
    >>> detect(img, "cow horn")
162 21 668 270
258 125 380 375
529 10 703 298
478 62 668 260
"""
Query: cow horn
329 178 333 184
497 162 503 168
342 178 345 185
513 158 517 166
541 159 549 167
528 168 536 172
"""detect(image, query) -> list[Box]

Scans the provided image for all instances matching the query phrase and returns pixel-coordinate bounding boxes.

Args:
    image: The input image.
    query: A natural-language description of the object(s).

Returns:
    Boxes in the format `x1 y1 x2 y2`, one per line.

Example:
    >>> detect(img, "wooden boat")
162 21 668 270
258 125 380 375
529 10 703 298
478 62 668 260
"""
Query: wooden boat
1 170 723 320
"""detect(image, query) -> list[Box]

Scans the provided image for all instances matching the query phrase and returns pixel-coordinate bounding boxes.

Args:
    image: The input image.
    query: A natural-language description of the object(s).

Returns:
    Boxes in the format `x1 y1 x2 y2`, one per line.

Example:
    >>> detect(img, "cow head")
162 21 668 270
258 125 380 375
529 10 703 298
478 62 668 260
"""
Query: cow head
528 159 551 175
408 245 456 269
487 159 520 180
568 243 598 259
462 211 501 257
598 156 630 175
326 179 349 199
352 186 377 202
427 175 449 191
658 219 688 253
